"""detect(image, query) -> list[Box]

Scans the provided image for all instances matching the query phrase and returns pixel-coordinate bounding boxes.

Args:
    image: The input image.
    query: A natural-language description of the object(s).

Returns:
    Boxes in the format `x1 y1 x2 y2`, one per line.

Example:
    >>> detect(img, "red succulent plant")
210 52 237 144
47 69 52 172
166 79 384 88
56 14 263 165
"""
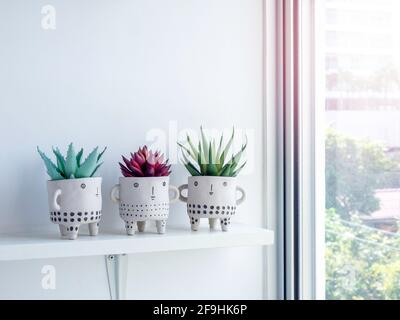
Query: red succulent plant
119 146 171 177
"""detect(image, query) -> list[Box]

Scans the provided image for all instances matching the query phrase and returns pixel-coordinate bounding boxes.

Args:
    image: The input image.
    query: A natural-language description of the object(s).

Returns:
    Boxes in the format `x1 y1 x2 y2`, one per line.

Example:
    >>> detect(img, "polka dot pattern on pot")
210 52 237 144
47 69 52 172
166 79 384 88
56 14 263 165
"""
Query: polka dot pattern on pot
49 211 102 224
221 217 231 226
186 203 236 217
125 221 135 230
119 202 169 220
190 216 199 225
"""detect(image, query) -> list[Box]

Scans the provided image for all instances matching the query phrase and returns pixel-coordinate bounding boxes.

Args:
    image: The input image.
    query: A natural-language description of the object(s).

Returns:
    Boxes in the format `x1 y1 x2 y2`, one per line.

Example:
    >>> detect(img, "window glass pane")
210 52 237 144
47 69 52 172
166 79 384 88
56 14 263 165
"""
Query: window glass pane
323 0 400 299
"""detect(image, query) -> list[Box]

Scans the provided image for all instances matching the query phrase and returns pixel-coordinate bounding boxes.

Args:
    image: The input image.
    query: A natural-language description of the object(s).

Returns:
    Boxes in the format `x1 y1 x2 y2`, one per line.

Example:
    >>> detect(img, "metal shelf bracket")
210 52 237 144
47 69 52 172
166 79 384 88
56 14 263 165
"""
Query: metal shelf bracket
105 254 128 300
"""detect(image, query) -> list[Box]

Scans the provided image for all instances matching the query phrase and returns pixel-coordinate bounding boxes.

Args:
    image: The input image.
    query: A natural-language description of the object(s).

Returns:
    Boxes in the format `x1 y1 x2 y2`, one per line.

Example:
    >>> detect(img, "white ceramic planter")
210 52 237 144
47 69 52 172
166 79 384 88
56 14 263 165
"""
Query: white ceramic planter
47 177 102 240
111 176 179 235
178 176 245 231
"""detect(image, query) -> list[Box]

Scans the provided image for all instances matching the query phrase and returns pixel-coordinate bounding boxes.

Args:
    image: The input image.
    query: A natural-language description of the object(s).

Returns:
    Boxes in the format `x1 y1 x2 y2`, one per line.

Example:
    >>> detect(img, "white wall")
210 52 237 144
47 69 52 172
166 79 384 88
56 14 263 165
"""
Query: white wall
0 0 265 299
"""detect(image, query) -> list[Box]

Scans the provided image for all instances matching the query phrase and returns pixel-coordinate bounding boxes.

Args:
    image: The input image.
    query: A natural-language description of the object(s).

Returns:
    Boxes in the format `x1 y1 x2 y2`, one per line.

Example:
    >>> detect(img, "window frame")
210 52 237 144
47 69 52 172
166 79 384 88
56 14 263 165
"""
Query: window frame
297 0 326 300
264 0 326 300
272 0 326 300
263 0 285 300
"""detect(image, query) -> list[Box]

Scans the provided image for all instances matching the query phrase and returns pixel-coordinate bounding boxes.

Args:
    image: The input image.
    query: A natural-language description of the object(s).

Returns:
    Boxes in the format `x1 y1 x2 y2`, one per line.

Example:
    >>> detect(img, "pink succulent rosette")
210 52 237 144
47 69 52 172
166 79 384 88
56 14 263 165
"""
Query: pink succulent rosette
119 146 171 177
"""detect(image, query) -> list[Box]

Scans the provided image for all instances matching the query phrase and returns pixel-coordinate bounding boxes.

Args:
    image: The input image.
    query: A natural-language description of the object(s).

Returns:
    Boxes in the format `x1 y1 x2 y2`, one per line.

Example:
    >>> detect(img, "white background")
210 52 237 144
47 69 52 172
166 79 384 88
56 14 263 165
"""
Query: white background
0 0 265 299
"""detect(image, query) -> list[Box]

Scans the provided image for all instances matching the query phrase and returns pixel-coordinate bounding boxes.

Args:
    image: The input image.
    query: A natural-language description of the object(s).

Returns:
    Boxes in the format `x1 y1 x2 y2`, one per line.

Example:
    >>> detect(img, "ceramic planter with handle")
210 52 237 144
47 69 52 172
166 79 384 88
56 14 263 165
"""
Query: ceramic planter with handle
47 177 102 240
178 176 245 231
111 176 179 235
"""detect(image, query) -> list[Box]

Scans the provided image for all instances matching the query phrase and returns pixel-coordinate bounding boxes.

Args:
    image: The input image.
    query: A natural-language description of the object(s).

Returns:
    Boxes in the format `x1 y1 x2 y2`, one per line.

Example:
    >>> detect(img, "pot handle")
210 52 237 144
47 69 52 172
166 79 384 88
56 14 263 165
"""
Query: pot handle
169 185 179 204
110 184 120 203
178 184 188 203
236 186 246 205
53 189 62 211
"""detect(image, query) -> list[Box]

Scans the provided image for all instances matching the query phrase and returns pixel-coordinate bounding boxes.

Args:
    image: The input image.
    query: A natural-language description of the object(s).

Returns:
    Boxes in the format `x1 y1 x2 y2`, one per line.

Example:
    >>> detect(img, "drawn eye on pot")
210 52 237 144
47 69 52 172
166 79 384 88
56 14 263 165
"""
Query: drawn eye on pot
223 181 228 187
162 181 166 186
81 183 86 189
134 183 139 188
194 181 198 186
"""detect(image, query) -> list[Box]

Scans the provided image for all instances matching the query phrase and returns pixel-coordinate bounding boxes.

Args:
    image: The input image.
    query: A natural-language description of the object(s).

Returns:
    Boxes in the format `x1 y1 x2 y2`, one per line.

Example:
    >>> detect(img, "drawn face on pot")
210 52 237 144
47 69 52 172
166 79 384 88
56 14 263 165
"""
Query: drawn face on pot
186 176 238 217
119 177 170 205
47 177 103 213
118 177 171 220
77 182 101 198
189 177 236 198
131 179 169 201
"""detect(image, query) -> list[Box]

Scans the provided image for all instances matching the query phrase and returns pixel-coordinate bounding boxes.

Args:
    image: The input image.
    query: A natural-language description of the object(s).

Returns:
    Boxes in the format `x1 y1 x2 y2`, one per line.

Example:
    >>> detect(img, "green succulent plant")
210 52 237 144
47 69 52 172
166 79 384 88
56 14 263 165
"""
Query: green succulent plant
177 126 247 177
37 143 106 180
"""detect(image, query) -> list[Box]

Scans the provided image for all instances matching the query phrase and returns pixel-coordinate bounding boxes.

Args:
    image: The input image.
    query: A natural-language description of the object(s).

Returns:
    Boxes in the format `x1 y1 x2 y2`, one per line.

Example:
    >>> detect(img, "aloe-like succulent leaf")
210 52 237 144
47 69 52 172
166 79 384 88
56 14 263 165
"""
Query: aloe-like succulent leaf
219 127 235 165
200 126 209 164
232 161 247 177
65 143 77 178
219 163 232 177
37 147 64 180
186 134 199 159
180 149 193 165
228 158 237 176
76 148 84 167
198 141 208 172
197 142 206 174
183 159 201 176
206 163 218 176
215 133 224 161
229 142 247 172
229 150 242 170
90 162 103 177
56 158 66 177
208 141 213 165
181 150 201 176
97 146 107 161
219 150 227 169
211 139 218 164
208 140 218 167
75 147 99 178
52 147 66 176
177 142 196 162
230 136 247 172
184 163 201 176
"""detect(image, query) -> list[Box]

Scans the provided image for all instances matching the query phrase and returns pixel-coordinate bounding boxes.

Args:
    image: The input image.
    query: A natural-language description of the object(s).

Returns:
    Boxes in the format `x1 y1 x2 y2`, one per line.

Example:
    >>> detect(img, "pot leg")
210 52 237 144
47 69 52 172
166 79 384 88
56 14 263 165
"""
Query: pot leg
137 221 146 233
156 220 166 234
190 216 200 231
209 218 218 230
125 222 135 236
58 225 67 238
220 217 231 232
64 225 80 240
88 222 99 236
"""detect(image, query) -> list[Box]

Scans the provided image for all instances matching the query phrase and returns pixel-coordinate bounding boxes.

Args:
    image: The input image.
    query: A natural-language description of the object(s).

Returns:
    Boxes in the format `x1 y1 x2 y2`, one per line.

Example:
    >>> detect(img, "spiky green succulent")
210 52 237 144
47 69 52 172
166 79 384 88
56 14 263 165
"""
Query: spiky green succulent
37 143 106 180
177 126 247 177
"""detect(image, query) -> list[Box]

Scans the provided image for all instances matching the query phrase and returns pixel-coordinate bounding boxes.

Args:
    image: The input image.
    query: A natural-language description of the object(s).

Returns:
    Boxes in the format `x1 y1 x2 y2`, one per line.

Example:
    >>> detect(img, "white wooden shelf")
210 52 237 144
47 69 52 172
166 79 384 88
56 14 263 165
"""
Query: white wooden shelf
0 224 274 261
